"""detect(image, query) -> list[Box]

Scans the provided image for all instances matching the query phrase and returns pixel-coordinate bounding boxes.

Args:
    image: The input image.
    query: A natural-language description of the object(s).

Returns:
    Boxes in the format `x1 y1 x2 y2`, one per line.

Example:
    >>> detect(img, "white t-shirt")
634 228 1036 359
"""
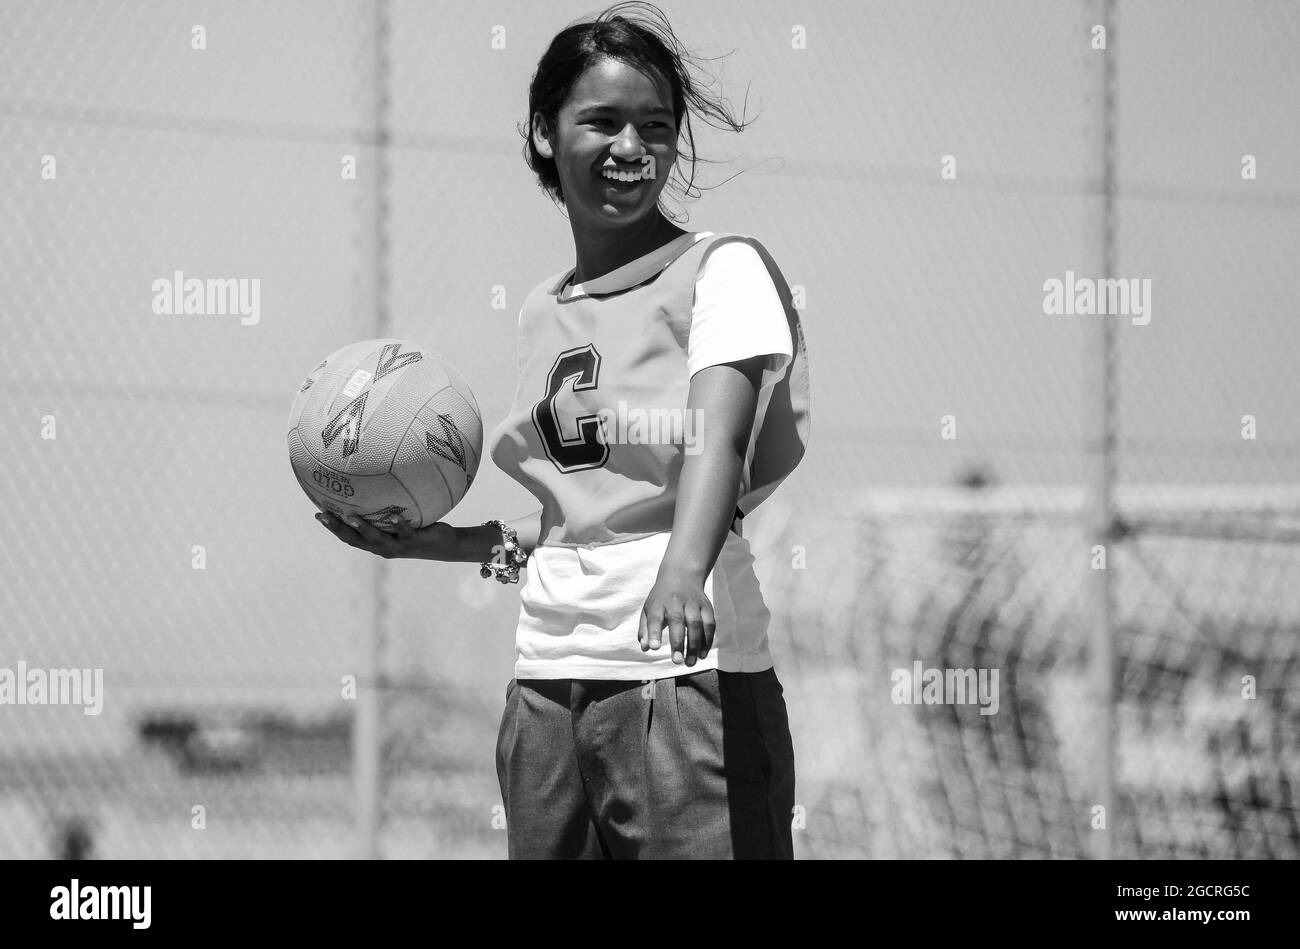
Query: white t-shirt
509 233 794 680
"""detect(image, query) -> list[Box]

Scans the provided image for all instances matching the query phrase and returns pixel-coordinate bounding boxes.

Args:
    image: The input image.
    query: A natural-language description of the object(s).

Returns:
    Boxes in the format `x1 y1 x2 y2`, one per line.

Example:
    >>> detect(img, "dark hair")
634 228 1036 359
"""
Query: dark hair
521 1 755 219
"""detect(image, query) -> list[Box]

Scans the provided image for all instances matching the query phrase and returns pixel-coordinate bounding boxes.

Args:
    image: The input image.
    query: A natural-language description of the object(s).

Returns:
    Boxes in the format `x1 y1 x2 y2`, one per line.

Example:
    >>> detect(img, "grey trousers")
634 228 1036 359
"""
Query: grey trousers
495 667 796 859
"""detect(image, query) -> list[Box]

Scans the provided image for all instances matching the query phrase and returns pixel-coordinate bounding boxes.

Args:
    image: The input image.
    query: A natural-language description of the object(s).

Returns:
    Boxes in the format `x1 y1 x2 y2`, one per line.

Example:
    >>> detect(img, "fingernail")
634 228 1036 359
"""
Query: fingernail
673 651 683 663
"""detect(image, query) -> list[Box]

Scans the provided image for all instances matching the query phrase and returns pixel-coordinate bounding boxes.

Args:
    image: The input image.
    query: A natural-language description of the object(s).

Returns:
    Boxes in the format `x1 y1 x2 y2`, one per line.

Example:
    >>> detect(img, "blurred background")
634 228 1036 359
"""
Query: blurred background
1 0 1297 859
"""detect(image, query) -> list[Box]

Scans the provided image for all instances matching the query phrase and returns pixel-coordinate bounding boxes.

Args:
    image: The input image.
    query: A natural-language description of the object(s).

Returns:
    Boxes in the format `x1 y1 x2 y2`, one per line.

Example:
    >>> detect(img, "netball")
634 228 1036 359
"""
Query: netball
287 338 482 531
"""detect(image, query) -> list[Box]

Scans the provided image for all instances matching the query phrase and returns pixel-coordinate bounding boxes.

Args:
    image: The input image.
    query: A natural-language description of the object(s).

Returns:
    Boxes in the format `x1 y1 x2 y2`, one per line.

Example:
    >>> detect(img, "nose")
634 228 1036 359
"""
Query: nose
609 123 646 160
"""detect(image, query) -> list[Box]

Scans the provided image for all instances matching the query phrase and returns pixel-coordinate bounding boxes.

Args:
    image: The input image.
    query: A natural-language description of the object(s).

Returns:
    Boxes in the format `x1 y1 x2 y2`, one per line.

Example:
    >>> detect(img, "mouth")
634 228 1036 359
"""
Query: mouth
596 166 651 196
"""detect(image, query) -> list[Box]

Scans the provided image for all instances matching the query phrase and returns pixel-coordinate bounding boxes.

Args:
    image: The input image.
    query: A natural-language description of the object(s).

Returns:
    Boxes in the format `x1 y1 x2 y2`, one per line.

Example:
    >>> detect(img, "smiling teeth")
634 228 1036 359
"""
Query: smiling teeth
602 170 644 181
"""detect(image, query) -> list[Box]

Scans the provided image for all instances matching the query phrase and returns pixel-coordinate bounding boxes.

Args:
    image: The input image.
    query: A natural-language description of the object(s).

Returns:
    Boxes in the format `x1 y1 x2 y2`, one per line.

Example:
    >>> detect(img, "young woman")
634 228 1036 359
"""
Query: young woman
318 1 810 859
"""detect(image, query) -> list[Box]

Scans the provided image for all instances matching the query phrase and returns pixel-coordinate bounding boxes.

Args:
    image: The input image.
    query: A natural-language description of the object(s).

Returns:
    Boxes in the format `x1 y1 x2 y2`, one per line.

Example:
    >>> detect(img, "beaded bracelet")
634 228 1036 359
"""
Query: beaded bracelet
479 519 528 583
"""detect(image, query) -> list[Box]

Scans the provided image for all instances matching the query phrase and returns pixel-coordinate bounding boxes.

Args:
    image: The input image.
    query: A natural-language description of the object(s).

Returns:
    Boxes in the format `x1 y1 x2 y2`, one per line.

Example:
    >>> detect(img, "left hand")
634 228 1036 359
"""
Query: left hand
638 566 717 666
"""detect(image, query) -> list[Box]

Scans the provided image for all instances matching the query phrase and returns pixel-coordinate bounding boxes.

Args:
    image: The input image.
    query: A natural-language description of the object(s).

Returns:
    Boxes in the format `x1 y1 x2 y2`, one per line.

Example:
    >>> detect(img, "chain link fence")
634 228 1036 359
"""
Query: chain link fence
756 485 1300 859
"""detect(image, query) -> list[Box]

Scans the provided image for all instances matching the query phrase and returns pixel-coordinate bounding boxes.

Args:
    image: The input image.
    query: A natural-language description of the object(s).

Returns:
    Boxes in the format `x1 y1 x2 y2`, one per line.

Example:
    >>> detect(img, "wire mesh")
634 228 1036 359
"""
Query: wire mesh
755 486 1300 859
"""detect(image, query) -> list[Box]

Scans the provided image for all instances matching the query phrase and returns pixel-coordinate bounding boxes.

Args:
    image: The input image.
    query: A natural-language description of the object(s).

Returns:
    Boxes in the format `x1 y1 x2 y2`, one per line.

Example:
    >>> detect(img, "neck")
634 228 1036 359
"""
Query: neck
571 213 688 284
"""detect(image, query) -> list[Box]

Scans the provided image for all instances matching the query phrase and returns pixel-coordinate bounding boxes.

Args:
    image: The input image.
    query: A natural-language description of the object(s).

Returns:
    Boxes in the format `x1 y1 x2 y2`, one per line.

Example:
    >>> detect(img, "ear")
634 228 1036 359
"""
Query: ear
531 112 555 159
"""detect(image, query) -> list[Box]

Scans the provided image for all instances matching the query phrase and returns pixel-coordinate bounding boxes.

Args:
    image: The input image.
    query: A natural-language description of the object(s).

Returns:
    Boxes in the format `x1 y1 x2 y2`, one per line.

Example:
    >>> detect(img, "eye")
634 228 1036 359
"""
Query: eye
587 118 669 129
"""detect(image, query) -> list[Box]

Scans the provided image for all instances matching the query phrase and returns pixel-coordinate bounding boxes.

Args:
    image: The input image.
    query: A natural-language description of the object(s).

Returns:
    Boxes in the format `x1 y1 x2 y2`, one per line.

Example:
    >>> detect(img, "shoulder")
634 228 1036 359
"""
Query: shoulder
694 233 781 288
534 266 572 300
686 232 793 363
692 233 787 308
515 267 571 323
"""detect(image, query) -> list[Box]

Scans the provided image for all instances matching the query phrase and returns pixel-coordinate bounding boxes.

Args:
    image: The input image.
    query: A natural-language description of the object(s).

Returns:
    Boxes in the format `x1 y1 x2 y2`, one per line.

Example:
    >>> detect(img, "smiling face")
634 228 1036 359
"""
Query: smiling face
532 55 679 231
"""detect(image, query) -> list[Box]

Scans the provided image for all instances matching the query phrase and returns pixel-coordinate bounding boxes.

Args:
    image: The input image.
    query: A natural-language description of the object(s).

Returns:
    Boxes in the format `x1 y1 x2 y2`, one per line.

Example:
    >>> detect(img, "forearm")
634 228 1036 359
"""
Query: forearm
659 441 746 582
659 358 763 582
433 508 542 562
